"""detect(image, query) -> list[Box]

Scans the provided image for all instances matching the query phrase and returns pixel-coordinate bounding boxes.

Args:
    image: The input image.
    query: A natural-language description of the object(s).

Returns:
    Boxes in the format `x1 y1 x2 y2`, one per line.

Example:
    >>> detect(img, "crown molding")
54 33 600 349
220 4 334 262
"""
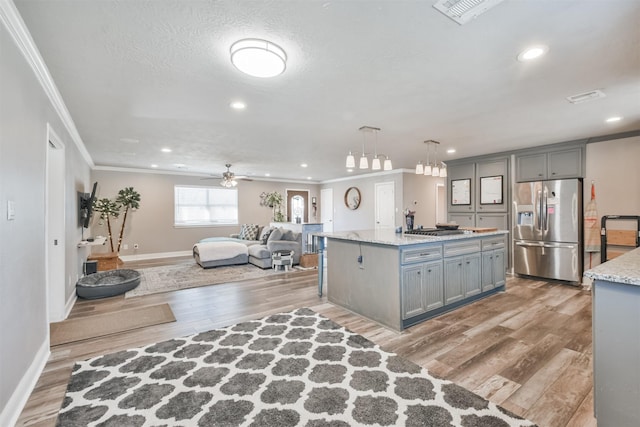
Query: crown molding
0 0 94 167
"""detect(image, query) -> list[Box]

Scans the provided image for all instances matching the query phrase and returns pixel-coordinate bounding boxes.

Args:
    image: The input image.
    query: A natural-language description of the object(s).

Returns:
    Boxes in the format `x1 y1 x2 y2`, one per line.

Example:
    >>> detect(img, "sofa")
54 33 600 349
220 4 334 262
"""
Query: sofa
195 225 302 269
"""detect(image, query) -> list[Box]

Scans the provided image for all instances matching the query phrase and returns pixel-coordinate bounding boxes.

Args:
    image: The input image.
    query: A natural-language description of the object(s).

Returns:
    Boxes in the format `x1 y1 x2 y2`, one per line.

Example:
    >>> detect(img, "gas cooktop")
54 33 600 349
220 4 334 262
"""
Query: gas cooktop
404 228 465 236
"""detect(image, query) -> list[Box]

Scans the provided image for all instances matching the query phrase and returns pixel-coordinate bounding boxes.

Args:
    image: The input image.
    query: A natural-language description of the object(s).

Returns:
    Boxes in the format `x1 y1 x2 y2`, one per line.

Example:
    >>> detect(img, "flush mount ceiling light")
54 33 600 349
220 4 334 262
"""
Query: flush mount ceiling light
230 101 246 109
345 126 392 171
230 38 287 78
517 45 549 62
433 0 507 25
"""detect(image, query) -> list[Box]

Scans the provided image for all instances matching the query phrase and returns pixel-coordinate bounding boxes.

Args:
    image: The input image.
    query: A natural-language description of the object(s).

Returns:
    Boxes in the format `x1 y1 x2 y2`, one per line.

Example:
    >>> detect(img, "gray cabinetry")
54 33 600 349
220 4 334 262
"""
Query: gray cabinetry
476 158 508 213
447 163 475 213
476 213 508 230
448 213 475 227
481 236 507 291
515 147 583 182
443 240 481 304
401 261 443 319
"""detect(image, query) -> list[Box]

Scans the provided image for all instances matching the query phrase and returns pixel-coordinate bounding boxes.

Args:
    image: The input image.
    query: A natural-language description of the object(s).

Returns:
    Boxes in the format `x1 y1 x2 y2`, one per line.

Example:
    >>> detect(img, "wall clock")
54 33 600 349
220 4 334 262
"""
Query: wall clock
344 187 361 210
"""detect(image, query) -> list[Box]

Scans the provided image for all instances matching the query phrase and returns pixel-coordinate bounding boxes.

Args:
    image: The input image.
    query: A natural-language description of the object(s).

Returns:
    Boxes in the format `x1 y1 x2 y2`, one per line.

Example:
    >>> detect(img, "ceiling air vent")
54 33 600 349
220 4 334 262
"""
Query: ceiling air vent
433 0 507 25
566 90 606 104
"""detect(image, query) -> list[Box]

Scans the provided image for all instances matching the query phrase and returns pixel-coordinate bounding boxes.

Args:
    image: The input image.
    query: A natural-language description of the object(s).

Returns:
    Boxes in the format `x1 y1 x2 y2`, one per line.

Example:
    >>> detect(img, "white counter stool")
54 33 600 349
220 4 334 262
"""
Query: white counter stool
272 250 294 271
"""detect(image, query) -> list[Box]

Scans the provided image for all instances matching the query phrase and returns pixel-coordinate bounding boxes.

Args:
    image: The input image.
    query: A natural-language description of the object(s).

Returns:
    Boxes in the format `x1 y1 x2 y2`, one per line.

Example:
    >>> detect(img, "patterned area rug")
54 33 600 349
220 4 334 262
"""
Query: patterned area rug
56 309 537 426
127 263 300 298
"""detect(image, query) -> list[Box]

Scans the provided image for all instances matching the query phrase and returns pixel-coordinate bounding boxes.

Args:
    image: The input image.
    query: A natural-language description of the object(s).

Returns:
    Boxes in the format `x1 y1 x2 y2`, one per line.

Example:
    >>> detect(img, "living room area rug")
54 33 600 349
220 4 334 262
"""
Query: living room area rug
126 262 303 298
50 304 176 346
56 308 537 426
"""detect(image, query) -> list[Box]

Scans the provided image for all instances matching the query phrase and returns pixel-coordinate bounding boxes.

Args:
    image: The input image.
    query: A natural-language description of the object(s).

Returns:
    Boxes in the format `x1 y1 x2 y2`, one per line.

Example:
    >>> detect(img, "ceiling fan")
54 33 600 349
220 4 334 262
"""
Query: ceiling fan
203 164 250 187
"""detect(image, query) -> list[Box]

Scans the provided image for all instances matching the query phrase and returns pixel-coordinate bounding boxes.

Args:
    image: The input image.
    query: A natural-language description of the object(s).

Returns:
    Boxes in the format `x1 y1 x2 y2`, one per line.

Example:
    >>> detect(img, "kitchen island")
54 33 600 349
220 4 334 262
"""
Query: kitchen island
315 229 508 331
584 247 640 427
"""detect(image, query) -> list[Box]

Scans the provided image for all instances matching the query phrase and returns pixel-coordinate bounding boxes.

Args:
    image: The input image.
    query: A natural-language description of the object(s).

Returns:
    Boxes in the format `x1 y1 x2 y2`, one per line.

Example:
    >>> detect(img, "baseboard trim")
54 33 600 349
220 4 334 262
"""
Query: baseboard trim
119 250 192 262
0 339 50 427
64 293 77 319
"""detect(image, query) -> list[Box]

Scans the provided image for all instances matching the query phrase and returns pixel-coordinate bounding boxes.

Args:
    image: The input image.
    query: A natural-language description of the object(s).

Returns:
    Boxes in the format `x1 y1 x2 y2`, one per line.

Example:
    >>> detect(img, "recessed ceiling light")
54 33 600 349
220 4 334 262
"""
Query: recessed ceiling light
300 163 308 168
307 177 312 180
150 164 158 168
230 101 246 110
517 45 548 62
230 38 287 78
161 148 172 153
447 148 456 154
347 169 353 173
606 116 623 123
265 173 271 177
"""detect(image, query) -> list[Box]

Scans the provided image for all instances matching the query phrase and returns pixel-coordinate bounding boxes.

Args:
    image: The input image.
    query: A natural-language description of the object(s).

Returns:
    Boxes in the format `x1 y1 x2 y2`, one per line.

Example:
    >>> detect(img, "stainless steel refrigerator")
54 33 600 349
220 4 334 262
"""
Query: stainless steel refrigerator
513 179 583 283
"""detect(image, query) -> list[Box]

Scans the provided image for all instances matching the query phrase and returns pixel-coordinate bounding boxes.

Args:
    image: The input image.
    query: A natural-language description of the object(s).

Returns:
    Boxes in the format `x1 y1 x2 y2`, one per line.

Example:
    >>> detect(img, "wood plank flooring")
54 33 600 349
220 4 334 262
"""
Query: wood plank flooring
17 257 595 427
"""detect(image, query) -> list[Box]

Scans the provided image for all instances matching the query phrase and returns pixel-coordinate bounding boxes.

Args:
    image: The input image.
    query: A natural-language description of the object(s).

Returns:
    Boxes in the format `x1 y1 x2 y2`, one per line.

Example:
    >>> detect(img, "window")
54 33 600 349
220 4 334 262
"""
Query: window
174 185 238 226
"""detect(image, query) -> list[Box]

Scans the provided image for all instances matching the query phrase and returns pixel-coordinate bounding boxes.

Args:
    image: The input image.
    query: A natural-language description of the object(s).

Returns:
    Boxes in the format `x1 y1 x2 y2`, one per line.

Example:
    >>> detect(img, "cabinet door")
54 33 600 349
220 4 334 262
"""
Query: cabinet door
401 265 427 319
492 248 506 288
449 213 475 227
476 158 508 212
481 251 495 291
516 153 546 182
447 163 475 212
463 253 481 297
547 148 583 179
476 213 508 230
444 257 464 304
424 261 444 311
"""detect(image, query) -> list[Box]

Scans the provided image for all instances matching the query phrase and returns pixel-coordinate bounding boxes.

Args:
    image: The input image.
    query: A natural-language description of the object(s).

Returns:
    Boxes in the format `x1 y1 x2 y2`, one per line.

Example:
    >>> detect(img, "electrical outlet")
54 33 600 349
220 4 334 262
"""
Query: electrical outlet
357 255 363 263
133 243 139 249
123 244 128 250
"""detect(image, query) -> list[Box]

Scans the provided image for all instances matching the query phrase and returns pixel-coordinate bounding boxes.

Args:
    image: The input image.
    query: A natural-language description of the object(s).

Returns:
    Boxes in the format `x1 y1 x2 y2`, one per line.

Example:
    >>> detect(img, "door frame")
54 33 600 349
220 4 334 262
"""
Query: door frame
320 188 333 232
285 189 309 223
45 124 67 322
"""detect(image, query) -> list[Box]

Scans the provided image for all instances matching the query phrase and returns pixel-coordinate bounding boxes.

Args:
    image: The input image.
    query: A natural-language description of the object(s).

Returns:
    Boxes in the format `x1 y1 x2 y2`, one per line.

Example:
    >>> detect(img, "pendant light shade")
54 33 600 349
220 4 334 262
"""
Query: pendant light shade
346 152 355 168
415 162 424 175
372 156 381 170
383 157 392 171
440 164 447 177
424 164 432 176
432 165 440 176
359 155 369 169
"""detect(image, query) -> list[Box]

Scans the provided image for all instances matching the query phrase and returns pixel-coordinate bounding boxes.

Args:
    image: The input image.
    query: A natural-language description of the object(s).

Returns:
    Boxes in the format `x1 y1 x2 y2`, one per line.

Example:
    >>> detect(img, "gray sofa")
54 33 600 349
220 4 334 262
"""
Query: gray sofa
247 227 302 268
197 225 302 269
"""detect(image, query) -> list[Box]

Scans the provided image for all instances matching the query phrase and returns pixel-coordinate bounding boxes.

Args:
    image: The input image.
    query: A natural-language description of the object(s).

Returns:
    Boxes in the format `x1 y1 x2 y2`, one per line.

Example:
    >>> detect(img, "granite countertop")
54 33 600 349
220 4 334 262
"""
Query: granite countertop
314 229 509 247
584 246 640 286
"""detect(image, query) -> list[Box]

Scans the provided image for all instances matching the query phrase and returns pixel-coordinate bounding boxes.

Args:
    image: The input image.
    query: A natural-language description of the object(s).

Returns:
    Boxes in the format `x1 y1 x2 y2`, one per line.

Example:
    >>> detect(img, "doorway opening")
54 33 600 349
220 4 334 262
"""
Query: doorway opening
286 190 309 223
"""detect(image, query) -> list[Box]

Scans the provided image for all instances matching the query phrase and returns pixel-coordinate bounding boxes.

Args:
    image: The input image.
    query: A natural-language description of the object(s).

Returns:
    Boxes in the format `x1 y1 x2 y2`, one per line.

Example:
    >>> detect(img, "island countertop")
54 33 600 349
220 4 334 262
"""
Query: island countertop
584 246 640 286
314 228 509 246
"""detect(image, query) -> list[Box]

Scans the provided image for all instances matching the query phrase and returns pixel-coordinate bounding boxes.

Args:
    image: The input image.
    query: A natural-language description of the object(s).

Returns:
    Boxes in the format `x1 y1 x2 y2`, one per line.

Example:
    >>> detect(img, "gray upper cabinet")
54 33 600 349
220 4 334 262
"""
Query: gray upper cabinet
516 147 583 182
476 158 508 213
447 163 475 213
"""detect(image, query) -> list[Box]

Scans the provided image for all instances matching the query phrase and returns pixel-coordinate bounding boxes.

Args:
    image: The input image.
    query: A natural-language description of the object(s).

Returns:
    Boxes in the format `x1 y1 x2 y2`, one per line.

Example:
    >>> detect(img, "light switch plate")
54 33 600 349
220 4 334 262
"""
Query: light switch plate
7 200 15 220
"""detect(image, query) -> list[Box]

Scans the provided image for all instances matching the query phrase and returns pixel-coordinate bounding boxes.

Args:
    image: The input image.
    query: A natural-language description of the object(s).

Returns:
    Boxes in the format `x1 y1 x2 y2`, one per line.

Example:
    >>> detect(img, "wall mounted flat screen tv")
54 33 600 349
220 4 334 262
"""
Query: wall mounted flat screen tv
78 182 98 228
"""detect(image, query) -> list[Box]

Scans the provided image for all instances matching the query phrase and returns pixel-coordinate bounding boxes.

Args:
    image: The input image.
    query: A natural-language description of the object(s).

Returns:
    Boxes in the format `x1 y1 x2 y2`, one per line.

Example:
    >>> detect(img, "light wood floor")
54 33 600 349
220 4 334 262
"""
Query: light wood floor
17 257 595 427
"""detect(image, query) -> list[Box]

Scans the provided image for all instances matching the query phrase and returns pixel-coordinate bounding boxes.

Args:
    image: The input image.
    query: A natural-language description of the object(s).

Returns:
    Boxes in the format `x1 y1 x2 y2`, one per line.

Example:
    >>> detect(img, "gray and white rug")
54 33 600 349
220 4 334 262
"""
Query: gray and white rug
56 308 537 426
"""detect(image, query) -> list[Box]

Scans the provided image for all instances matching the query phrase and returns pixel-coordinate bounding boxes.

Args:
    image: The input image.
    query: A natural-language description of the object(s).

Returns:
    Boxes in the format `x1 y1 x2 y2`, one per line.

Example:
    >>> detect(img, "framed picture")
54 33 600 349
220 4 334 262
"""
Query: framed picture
480 175 503 204
451 179 471 205
344 187 361 210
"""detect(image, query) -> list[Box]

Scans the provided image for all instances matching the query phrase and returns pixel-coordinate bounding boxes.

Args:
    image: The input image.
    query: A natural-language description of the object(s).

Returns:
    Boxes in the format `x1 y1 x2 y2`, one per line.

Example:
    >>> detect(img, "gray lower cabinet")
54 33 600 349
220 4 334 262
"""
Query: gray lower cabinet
448 213 475 227
444 253 481 304
401 261 443 319
482 248 505 291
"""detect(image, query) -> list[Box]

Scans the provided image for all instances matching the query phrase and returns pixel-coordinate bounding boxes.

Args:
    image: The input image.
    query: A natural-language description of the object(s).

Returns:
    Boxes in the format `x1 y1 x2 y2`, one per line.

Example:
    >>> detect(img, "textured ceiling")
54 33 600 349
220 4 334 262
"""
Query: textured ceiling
14 0 640 181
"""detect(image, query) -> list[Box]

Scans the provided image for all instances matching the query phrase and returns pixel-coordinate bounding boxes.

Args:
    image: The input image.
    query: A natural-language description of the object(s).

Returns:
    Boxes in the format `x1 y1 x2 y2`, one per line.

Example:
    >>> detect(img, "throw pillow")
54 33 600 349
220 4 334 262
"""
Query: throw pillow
282 230 296 241
239 224 259 241
267 227 284 242
259 227 274 244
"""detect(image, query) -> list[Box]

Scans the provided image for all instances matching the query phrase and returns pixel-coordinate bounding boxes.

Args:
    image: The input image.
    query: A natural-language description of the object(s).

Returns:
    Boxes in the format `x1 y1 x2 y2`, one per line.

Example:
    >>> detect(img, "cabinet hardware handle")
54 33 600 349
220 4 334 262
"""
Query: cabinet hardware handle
458 263 462 266
428 269 432 272
417 271 421 275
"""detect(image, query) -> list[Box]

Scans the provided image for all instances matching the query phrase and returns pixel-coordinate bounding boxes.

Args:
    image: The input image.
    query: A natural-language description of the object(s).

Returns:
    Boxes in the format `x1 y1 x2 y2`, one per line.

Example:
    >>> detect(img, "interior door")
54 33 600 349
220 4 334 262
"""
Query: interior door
320 188 333 232
46 126 67 322
375 181 395 229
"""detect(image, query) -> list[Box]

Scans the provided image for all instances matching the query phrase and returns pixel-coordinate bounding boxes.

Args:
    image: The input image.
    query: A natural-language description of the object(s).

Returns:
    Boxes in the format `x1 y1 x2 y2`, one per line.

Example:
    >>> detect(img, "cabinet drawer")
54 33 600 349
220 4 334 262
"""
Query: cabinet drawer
482 237 506 251
443 240 481 257
402 245 443 264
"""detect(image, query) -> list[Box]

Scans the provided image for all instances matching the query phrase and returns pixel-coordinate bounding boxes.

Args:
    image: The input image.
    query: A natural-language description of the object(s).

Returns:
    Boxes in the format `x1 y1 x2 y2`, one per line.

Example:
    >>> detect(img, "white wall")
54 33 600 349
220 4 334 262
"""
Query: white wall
0 21 91 425
584 136 640 269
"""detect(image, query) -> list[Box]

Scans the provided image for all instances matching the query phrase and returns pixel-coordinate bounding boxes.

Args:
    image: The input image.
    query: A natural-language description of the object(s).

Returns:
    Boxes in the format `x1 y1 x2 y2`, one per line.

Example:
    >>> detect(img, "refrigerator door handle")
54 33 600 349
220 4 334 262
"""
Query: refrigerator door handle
515 241 576 249
536 190 542 231
543 189 549 231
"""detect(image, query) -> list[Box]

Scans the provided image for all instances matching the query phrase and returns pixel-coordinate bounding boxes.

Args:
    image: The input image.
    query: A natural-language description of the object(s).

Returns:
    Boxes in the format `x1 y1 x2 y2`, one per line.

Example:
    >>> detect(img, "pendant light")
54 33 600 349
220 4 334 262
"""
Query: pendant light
431 142 440 176
416 140 447 178
345 126 391 171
